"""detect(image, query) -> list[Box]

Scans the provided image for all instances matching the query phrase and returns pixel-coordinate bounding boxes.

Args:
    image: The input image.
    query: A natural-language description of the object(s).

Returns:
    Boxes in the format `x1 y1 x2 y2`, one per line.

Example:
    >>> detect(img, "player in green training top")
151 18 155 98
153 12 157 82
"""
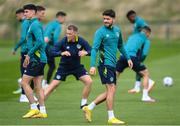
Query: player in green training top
126 10 155 94
43 11 66 87
21 4 47 119
82 9 133 125
116 26 155 102
12 8 36 103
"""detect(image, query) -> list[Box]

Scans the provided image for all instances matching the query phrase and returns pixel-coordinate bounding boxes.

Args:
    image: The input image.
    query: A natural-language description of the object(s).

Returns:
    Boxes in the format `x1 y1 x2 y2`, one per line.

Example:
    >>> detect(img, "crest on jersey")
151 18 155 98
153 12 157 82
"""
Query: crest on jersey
66 46 70 50
110 77 114 82
56 75 61 80
106 34 110 38
76 44 81 49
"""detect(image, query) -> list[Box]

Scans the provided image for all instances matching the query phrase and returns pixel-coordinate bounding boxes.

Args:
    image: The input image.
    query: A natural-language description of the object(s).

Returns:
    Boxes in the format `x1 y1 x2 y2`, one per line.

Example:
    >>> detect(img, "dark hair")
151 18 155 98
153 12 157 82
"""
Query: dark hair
56 11 66 17
67 24 78 32
142 26 151 32
36 5 46 11
15 8 24 14
23 4 37 12
126 10 136 18
102 9 116 18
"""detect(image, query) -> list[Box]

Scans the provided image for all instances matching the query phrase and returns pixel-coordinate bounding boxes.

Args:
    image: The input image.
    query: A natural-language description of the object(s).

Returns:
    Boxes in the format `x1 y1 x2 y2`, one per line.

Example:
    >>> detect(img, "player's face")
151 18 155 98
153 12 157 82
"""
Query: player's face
16 13 24 21
128 14 136 23
37 10 45 20
146 31 151 38
24 9 36 19
57 16 66 24
103 15 114 27
66 29 76 41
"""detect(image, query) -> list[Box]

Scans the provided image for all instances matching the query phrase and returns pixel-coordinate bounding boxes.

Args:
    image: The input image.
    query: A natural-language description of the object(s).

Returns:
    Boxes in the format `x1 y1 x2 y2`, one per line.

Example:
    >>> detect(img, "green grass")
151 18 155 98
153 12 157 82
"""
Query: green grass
0 39 180 125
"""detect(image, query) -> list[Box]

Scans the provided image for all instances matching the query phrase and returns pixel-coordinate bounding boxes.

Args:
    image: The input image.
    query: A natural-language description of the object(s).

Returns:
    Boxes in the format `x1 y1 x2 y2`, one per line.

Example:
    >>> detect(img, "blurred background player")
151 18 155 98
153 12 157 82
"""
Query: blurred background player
12 8 36 102
43 11 66 88
126 10 155 93
21 4 47 118
83 9 133 124
36 5 46 21
43 24 92 109
116 26 155 102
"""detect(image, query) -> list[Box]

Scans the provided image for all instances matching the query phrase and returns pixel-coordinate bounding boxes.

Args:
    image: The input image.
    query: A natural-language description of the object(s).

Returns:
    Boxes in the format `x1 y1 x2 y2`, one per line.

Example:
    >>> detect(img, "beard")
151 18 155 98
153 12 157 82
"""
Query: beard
104 22 113 28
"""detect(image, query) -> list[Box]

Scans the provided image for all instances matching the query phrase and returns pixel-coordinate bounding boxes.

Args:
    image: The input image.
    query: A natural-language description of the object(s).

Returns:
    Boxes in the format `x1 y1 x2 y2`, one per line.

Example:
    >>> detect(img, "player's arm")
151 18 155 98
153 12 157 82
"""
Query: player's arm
51 40 63 57
13 21 28 53
141 39 150 62
44 24 51 43
79 38 92 57
90 30 103 75
27 24 43 57
118 32 133 68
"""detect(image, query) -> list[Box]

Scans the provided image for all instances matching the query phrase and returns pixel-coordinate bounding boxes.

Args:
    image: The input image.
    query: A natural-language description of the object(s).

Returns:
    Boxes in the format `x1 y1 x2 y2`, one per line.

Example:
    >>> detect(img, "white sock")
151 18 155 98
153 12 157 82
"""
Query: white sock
88 102 96 110
143 89 148 97
81 98 87 106
30 103 38 110
134 81 141 90
108 110 115 120
148 79 154 85
40 106 47 114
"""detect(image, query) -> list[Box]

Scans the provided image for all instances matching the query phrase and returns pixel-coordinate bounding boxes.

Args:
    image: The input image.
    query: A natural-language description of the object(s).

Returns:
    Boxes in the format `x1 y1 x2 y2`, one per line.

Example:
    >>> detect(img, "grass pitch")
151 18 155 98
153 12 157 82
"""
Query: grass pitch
0 39 180 125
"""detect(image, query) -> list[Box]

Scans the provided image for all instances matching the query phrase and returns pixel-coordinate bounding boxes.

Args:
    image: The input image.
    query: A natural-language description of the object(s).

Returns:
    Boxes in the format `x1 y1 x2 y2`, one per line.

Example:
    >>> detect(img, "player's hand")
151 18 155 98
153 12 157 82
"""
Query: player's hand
78 50 88 57
127 59 133 69
44 37 49 43
23 55 30 68
89 67 96 75
61 51 71 56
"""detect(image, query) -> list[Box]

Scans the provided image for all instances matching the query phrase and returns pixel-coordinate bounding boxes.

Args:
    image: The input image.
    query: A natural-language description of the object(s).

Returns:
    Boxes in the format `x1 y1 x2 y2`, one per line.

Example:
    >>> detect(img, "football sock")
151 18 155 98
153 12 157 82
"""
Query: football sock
81 98 87 106
40 106 47 114
30 103 38 110
88 102 96 110
108 110 115 119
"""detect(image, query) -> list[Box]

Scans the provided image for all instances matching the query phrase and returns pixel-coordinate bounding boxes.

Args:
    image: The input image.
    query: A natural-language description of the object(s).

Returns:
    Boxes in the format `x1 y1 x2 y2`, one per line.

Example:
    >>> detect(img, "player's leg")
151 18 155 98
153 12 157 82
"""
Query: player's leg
82 65 107 122
44 79 61 100
105 66 125 124
32 75 47 118
128 73 141 93
129 73 155 93
19 53 29 102
46 57 56 84
75 66 92 108
79 75 92 108
147 78 155 92
130 57 155 102
44 66 66 100
21 74 40 118
21 75 35 103
139 69 155 102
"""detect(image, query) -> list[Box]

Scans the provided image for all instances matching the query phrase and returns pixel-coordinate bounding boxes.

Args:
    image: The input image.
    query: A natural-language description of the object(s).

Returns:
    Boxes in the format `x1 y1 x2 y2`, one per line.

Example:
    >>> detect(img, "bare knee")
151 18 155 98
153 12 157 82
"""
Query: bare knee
140 69 149 77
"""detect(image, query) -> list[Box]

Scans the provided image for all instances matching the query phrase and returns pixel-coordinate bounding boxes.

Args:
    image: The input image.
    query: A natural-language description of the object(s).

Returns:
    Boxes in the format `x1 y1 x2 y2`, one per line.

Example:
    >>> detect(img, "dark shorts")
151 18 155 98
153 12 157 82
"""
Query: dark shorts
116 56 146 73
98 64 116 85
54 65 88 81
24 62 46 77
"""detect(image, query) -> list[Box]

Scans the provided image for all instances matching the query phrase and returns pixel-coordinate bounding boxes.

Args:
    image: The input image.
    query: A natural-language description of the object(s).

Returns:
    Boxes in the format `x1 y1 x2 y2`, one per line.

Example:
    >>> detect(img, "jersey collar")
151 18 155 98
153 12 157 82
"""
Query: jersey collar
67 35 79 43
